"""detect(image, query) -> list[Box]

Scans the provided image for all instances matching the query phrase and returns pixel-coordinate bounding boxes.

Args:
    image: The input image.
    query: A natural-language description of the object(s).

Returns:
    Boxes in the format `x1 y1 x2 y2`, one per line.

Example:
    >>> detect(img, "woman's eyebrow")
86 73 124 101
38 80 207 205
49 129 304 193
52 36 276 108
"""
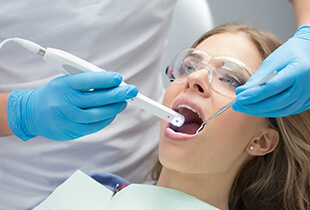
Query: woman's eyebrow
187 53 203 60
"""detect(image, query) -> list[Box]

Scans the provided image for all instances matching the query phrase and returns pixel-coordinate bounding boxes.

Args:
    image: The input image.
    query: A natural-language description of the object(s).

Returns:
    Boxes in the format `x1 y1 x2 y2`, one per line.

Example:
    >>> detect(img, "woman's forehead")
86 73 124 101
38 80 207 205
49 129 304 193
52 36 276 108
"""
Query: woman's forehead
195 32 262 71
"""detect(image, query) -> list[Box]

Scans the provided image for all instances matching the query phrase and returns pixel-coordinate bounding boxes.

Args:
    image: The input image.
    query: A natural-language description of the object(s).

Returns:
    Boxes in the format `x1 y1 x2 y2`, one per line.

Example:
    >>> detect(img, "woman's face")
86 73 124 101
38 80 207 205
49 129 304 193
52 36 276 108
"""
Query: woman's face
159 32 270 175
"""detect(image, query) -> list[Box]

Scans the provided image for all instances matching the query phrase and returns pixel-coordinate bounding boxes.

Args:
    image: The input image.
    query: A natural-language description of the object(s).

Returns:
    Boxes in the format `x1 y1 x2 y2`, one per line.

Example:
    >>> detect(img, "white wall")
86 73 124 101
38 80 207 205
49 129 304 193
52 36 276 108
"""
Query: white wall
207 0 296 42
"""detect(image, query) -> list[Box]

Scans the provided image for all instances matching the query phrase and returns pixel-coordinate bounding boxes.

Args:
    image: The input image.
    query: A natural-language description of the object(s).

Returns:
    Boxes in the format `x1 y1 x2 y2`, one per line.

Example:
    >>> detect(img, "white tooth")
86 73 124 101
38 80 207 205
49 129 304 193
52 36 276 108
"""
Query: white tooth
176 104 197 113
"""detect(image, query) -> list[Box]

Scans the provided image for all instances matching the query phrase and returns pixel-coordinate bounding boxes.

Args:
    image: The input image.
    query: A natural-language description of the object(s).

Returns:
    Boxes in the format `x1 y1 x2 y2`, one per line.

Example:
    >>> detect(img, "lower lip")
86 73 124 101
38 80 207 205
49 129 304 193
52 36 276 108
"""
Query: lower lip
164 126 198 141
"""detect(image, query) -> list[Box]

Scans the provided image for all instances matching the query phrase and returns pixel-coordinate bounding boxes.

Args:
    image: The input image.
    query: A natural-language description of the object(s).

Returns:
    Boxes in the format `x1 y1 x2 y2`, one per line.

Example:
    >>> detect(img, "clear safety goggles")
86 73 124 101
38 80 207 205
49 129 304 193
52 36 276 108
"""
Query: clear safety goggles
166 48 254 98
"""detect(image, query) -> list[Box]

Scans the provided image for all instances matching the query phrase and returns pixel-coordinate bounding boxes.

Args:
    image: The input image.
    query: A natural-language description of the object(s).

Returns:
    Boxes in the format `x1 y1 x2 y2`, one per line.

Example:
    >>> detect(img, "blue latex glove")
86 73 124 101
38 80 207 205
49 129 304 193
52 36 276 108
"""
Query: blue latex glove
7 71 138 141
232 25 310 117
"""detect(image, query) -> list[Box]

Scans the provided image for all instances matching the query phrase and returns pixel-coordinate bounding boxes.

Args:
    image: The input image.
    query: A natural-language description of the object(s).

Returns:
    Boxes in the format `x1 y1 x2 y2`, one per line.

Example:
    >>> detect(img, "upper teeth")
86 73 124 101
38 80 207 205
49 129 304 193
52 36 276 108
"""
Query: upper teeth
176 104 197 113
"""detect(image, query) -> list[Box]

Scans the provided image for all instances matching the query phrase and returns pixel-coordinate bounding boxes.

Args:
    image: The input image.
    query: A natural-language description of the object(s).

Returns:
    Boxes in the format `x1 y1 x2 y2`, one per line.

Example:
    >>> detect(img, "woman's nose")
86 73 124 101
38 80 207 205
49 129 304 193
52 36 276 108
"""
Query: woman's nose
184 68 211 97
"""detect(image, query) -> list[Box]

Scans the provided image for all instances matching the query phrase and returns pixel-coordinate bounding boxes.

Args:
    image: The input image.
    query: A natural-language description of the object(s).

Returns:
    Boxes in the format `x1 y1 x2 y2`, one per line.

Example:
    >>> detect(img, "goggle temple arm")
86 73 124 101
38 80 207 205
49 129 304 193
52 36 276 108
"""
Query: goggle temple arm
165 65 175 82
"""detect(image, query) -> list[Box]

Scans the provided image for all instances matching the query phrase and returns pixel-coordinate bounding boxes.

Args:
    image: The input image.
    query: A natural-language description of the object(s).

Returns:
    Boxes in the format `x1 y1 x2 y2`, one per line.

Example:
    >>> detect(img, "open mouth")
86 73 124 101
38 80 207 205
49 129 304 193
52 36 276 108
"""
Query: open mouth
169 104 204 135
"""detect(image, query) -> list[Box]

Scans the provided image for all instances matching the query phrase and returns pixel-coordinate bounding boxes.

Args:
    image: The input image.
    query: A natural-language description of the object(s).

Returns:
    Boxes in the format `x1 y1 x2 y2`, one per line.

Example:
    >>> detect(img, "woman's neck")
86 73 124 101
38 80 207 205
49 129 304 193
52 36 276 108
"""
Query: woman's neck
157 167 234 210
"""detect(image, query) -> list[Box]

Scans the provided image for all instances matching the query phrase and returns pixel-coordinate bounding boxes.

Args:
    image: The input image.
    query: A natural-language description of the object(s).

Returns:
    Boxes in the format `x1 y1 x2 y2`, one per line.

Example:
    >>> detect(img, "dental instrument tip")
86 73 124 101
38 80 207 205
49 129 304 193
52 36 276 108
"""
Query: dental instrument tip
195 122 205 134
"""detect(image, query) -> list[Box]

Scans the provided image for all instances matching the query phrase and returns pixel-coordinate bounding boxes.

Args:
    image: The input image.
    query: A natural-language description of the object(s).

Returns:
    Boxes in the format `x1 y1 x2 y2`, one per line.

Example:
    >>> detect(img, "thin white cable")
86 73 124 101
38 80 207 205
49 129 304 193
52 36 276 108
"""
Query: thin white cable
0 38 16 50
0 38 43 54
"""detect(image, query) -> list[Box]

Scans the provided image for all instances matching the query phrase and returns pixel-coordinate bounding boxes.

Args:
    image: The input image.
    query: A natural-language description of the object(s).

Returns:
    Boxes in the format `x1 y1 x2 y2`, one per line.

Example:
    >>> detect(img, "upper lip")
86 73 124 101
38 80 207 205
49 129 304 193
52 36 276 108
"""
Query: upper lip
172 97 205 122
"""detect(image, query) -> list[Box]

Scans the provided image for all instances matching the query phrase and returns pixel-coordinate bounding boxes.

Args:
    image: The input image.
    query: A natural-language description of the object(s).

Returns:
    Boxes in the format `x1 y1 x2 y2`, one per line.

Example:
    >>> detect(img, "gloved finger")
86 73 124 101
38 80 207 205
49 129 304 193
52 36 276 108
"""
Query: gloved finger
232 103 281 118
232 92 290 117
232 85 300 117
62 101 128 124
75 117 116 137
63 71 123 91
56 117 116 141
234 100 304 118
234 69 294 105
69 85 138 108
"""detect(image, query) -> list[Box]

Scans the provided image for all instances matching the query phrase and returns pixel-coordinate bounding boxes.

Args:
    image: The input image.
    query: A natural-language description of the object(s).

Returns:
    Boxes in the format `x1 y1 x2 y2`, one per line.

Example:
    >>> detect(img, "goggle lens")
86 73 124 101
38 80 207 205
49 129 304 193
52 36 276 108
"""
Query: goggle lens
167 48 253 97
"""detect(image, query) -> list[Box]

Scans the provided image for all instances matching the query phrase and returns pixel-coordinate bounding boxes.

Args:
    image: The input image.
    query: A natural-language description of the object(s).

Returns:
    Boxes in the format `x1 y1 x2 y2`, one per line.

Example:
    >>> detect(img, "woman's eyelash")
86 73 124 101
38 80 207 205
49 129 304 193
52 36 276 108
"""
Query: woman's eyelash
219 73 244 86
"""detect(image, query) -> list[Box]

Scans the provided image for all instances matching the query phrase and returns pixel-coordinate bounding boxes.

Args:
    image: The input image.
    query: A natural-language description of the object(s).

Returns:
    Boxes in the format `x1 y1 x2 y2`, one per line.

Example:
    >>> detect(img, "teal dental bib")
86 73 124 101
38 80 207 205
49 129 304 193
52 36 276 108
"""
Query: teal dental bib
34 170 220 210
107 184 219 210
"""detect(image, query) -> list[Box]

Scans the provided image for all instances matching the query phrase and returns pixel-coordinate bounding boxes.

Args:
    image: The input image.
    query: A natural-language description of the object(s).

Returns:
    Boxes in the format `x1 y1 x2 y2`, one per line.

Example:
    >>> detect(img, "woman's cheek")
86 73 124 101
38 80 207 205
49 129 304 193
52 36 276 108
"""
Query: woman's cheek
162 83 179 107
216 109 264 140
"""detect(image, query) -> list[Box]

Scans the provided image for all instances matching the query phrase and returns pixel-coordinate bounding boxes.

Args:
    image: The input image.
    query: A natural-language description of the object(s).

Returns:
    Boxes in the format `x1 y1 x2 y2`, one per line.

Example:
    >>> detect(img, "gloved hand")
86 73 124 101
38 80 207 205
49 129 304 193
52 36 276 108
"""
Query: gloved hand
7 71 138 141
232 25 310 117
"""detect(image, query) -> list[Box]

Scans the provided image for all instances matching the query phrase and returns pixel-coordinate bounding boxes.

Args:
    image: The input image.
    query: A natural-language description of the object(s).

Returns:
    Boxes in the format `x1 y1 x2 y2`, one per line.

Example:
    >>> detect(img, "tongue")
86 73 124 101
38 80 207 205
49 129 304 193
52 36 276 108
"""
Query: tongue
174 122 200 135
173 107 202 135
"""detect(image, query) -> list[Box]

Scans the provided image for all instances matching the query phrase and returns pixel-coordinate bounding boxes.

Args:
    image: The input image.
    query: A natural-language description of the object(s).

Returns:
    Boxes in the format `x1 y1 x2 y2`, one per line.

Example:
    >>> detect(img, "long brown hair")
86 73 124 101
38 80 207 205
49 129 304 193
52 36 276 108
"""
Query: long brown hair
150 23 310 209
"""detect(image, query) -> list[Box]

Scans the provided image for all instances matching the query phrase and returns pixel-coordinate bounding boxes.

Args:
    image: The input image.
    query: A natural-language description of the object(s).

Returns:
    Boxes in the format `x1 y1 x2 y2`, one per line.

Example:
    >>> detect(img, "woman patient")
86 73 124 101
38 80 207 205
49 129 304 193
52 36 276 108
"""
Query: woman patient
154 23 310 210
37 23 310 210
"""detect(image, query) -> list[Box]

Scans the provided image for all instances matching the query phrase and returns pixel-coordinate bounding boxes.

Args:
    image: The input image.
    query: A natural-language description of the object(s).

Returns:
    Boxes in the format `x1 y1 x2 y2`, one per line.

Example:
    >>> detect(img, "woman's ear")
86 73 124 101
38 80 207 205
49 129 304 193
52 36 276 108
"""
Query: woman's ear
247 128 279 156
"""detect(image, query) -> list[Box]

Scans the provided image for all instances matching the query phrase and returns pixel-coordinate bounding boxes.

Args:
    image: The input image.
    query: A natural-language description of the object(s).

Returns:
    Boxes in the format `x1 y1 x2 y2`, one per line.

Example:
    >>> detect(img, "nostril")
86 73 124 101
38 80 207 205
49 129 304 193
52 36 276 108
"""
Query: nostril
194 84 204 93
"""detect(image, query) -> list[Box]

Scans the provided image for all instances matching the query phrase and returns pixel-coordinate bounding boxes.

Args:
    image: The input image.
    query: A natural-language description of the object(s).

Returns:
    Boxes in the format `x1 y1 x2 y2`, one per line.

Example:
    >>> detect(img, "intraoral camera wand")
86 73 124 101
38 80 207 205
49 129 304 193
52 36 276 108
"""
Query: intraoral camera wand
0 38 185 127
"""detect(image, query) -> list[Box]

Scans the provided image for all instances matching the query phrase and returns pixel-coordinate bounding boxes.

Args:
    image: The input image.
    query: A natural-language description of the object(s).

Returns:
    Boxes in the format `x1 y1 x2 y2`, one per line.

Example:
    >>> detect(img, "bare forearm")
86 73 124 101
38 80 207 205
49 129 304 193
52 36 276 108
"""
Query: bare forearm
0 93 13 137
289 0 310 28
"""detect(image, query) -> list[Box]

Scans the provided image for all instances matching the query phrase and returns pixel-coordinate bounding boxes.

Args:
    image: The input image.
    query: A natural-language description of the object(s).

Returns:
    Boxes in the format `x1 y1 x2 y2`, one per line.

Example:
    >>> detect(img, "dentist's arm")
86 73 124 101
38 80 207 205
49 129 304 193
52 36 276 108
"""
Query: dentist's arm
289 0 310 28
232 0 310 117
0 93 13 136
2 71 137 141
